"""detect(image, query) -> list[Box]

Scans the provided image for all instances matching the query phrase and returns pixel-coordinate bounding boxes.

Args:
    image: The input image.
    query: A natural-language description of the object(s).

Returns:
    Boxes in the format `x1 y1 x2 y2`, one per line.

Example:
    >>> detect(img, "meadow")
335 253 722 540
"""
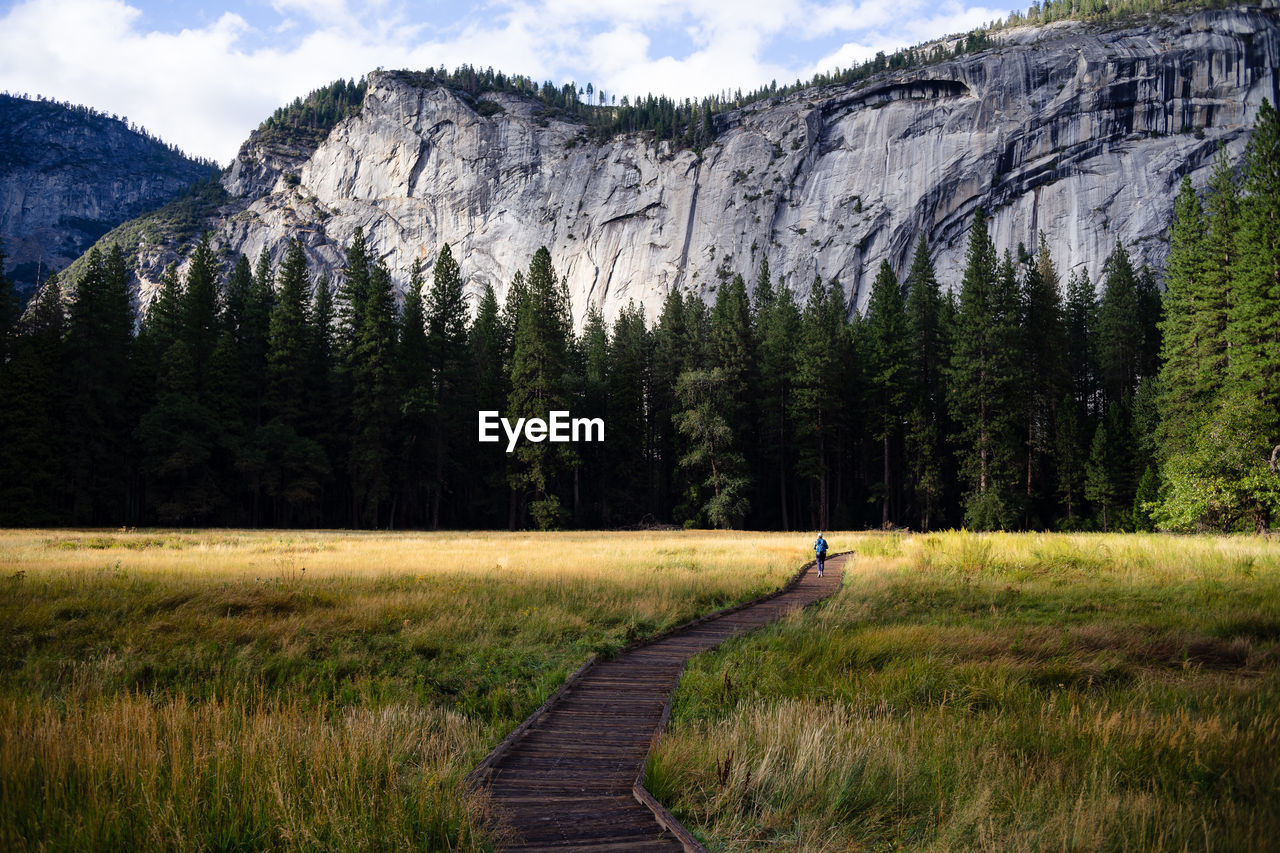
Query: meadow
0 528 807 851
648 533 1280 852
4 530 1277 852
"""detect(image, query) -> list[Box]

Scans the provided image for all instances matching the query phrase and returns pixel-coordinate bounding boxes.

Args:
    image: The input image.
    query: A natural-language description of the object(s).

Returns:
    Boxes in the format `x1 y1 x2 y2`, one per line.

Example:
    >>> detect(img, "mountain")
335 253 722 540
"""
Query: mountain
0 94 217 295
77 5 1280 322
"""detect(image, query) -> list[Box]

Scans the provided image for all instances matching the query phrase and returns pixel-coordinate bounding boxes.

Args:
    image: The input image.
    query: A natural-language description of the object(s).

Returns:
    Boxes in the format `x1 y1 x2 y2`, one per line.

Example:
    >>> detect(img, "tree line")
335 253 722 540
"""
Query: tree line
0 92 221 171
1 102 1276 532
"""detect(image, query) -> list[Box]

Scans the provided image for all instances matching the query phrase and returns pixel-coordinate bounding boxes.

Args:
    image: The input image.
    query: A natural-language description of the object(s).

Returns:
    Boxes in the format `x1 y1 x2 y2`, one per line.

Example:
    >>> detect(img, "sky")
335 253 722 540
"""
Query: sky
0 0 1009 164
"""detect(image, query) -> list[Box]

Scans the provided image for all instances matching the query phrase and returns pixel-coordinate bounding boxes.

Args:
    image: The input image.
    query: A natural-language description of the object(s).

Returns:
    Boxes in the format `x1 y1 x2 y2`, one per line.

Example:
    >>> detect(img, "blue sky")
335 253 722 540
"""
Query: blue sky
0 0 1007 163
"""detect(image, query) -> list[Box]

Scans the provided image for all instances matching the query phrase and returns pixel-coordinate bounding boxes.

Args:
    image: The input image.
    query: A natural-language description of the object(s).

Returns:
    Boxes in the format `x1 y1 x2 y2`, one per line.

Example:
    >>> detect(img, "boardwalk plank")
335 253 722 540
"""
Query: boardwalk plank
471 554 846 852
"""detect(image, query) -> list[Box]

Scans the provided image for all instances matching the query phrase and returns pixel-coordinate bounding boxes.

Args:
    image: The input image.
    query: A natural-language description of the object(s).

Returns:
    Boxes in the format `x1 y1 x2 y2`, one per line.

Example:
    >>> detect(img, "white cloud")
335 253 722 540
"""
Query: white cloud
0 0 1013 164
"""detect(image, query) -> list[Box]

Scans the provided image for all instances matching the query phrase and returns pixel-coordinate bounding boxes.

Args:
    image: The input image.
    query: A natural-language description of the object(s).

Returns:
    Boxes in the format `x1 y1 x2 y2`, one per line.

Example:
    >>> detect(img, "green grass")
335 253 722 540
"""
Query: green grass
0 528 806 851
649 532 1280 852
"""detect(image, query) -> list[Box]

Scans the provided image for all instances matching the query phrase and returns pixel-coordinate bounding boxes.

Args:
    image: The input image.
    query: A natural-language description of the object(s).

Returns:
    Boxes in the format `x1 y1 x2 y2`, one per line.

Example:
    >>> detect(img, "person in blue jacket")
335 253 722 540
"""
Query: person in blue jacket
813 532 828 578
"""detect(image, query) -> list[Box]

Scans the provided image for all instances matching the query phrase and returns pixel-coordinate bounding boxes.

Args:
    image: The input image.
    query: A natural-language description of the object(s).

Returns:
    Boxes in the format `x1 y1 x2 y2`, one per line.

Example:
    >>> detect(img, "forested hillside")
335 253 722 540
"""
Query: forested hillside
1 102 1275 533
0 93 218 295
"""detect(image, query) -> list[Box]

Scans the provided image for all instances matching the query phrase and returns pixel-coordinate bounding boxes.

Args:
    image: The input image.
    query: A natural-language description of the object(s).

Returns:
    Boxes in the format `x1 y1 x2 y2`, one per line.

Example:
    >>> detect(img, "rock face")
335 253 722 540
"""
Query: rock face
135 6 1280 322
0 95 215 294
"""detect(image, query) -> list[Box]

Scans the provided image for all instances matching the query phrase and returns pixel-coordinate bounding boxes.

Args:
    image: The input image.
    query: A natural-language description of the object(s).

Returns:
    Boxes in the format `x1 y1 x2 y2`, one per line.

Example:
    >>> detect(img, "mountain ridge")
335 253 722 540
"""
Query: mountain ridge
0 94 217 295
62 4 1280 323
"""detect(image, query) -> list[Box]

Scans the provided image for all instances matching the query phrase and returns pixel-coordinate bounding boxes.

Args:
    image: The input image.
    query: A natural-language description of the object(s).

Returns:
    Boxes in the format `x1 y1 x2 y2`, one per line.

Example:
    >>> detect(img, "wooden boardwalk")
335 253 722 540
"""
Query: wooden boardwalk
469 553 847 852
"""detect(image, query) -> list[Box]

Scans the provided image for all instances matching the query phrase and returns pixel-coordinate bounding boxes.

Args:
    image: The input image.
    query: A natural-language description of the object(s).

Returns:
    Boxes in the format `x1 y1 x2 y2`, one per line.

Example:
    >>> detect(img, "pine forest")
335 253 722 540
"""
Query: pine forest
1 102 1277 534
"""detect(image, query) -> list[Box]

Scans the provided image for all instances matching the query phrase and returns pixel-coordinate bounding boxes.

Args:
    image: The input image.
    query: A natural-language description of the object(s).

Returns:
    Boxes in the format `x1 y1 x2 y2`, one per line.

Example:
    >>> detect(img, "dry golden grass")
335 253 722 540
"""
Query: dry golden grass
650 532 1280 852
0 528 814 851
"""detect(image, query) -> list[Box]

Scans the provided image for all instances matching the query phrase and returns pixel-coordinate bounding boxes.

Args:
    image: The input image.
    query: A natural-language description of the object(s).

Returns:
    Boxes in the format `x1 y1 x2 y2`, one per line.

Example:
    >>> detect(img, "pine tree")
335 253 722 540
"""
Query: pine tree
0 241 20 362
651 287 689 519
1096 240 1143 407
136 337 224 524
1020 233 1068 526
337 226 373 353
305 273 338 519
1229 98 1280 440
864 260 909 527
1064 267 1098 417
756 274 801 529
607 301 650 523
792 277 848 530
348 260 401 527
710 272 757 413
507 247 573 529
239 248 276 425
225 254 253 338
266 240 312 426
63 245 134 523
674 369 750 528
1157 176 1210 462
425 243 473 528
180 234 222 386
0 274 65 524
578 303 610 525
398 258 432 527
903 236 950 530
1085 401 1126 532
948 213 1024 529
468 283 509 525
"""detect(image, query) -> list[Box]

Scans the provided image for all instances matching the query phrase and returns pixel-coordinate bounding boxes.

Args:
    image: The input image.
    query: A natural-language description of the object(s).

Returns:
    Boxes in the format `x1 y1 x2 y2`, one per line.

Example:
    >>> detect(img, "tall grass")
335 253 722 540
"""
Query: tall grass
650 532 1280 852
0 528 808 851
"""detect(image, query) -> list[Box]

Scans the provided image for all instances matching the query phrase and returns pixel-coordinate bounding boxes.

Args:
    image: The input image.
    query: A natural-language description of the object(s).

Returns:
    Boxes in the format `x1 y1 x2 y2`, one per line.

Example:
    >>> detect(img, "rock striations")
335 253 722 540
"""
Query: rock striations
118 6 1280 322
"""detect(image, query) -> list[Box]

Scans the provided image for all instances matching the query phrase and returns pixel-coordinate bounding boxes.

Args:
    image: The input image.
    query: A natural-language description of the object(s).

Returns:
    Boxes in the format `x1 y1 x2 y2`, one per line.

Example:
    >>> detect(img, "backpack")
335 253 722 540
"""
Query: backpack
815 538 827 555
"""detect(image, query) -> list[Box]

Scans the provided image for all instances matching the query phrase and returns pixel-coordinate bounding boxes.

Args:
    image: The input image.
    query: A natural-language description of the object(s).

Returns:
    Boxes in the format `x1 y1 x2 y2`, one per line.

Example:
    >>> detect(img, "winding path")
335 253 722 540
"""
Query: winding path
468 553 847 852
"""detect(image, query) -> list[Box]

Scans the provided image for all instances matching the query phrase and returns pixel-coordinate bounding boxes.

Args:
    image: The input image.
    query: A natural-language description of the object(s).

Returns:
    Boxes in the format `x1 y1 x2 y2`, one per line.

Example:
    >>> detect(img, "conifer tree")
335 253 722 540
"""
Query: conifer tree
710 272 757 414
348 260 401 527
225 254 253 337
1020 233 1068 525
1096 240 1142 407
337 227 373 352
64 245 134 523
792 277 848 530
651 287 690 518
397 259 432 527
607 302 650 522
903 236 950 530
0 243 16 361
305 273 338 518
579 303 610 524
266 240 312 426
864 260 909 527
1229 98 1280 437
180 235 222 386
1064 267 1098 416
238 248 275 424
675 368 750 528
136 336 224 524
0 274 65 524
425 244 473 528
1085 401 1126 531
948 213 1024 529
1055 393 1087 525
756 274 801 529
1157 176 1210 463
507 247 573 529
469 283 509 525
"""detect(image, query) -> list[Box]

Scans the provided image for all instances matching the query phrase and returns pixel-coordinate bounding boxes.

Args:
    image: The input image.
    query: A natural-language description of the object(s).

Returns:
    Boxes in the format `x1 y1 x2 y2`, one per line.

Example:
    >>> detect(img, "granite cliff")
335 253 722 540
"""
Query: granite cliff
97 5 1280 322
0 95 216 295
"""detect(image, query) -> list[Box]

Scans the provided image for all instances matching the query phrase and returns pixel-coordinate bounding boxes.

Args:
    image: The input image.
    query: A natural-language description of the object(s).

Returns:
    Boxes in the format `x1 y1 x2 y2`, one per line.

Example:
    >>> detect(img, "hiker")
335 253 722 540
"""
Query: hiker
813 532 828 578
